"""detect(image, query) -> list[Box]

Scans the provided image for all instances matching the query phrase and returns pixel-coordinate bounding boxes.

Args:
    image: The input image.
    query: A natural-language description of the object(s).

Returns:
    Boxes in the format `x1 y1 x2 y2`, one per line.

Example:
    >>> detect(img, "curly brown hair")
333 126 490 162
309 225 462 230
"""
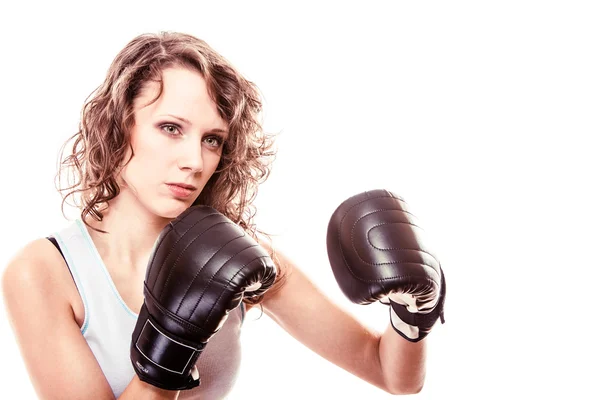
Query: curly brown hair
56 31 284 305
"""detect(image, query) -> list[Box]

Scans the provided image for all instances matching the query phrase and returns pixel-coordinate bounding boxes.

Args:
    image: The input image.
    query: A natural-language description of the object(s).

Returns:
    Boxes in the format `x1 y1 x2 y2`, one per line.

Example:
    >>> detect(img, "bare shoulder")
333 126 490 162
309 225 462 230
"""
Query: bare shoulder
3 238 67 287
248 233 296 308
254 233 295 277
2 237 75 314
253 232 288 263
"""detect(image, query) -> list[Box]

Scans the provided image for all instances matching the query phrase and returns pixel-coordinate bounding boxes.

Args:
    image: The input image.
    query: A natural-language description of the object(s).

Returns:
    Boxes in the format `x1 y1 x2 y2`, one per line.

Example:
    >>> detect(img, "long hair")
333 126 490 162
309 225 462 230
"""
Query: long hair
56 32 285 305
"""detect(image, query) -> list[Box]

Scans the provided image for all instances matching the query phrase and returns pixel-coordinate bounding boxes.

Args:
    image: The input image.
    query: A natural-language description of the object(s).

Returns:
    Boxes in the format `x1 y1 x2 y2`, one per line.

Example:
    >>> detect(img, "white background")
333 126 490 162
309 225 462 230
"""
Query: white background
0 1 599 398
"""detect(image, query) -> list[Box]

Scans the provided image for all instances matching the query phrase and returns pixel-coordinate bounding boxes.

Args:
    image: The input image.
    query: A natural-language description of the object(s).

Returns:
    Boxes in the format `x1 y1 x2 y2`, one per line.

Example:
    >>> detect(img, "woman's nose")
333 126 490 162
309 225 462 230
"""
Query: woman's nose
177 144 204 173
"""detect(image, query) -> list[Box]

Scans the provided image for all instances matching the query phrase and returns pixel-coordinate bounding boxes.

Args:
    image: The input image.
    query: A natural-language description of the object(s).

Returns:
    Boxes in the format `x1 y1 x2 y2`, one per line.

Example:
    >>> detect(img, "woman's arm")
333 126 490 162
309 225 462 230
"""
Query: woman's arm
1 239 179 400
260 248 425 395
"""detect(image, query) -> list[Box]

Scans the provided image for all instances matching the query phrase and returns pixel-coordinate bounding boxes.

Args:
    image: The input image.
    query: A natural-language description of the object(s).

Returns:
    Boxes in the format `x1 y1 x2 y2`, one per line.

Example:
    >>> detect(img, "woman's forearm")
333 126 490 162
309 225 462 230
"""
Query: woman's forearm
118 376 180 400
378 323 427 395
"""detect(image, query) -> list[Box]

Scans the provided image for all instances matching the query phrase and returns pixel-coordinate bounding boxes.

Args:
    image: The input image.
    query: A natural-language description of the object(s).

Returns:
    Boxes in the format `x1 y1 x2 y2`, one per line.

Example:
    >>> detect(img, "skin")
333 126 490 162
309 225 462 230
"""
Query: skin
2 66 426 399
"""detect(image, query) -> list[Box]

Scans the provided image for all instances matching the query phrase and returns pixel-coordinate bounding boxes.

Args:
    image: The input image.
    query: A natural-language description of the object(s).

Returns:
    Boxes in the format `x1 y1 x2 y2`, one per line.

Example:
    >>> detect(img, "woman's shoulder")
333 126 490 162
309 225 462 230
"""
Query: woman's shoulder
252 231 297 303
2 238 73 307
253 232 289 271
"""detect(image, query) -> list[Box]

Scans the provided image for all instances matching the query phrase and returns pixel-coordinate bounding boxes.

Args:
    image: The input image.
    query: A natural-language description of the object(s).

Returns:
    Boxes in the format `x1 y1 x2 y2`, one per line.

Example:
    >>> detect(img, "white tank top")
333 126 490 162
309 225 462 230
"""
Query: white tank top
52 219 245 399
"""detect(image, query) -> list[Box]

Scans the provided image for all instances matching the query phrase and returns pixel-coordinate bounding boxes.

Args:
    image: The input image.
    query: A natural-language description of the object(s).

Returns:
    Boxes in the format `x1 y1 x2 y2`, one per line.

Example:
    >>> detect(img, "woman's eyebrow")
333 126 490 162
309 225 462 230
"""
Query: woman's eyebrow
161 113 228 134
161 113 192 125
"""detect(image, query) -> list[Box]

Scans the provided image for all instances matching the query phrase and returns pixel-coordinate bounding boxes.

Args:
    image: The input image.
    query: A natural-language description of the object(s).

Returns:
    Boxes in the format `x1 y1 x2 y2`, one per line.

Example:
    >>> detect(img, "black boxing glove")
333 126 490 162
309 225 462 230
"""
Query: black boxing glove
326 189 445 342
130 205 277 390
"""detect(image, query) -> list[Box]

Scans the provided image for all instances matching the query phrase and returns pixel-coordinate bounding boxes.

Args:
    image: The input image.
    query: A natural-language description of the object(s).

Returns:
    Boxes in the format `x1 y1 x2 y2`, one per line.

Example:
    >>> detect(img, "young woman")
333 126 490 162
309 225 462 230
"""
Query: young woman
2 32 445 399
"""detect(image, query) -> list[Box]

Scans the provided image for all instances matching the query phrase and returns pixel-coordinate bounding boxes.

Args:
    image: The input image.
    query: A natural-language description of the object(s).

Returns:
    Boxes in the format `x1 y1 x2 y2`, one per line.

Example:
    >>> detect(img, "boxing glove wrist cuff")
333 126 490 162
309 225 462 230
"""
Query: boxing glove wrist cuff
135 315 203 375
131 304 204 391
389 269 447 342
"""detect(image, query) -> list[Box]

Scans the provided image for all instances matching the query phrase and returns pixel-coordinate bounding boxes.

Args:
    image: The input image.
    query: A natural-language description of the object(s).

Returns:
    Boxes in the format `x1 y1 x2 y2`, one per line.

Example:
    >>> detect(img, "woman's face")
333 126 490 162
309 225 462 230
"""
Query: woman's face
119 66 229 219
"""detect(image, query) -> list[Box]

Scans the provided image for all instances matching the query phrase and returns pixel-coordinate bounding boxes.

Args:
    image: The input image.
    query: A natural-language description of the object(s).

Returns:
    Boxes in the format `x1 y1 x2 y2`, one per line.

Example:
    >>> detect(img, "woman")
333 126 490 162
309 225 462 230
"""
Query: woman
2 32 444 399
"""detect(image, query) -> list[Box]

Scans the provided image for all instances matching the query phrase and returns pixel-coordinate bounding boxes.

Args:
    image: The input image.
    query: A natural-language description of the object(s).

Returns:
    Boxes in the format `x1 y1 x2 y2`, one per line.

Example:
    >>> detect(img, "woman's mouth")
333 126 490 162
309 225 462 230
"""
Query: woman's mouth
166 183 197 198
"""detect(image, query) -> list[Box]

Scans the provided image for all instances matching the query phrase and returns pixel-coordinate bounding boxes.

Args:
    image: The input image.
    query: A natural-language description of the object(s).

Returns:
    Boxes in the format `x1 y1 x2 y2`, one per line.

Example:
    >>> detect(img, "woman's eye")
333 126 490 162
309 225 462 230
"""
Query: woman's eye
204 136 224 148
161 124 181 136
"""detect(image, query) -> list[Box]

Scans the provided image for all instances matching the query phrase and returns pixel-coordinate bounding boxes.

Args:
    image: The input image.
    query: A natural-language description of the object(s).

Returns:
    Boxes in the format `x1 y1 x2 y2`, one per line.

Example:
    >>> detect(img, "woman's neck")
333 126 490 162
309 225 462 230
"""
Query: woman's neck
83 193 173 274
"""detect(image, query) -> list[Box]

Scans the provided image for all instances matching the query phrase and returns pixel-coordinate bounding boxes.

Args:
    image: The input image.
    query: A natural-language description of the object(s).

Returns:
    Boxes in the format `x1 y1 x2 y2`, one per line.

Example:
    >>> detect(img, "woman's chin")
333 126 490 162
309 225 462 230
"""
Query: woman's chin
154 201 193 219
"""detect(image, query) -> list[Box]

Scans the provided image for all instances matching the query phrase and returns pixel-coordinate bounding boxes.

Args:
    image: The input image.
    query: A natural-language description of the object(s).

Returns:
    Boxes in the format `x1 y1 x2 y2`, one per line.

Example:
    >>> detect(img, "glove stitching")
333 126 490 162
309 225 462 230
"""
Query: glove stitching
180 238 252 316
144 285 207 334
201 254 273 330
335 192 441 284
159 217 230 302
354 222 440 271
148 205 202 291
364 221 441 277
151 208 221 294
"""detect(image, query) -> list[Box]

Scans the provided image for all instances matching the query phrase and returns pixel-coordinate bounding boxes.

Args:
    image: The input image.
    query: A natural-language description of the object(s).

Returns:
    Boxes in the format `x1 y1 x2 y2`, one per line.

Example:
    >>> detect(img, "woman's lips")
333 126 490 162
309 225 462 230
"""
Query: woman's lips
166 183 195 198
